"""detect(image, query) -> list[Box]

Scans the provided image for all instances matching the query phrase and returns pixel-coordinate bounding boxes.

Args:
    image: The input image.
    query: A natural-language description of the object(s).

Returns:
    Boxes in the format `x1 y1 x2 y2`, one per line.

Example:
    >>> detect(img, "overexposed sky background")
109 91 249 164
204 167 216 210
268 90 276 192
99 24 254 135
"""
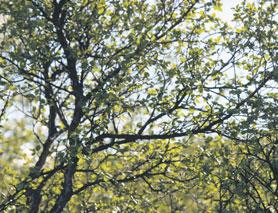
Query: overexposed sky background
220 0 255 22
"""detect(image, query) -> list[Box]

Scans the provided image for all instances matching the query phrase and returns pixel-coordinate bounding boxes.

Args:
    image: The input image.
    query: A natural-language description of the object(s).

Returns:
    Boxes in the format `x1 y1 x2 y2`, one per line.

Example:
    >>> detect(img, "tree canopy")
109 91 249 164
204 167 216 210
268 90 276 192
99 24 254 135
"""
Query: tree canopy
0 0 277 212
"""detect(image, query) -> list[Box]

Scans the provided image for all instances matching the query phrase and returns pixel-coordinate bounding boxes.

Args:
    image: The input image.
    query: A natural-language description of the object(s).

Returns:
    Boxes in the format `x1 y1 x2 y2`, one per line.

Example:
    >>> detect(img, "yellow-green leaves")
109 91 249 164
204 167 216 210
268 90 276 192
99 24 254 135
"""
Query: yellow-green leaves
113 104 121 113
92 67 101 73
176 109 186 117
236 26 248 33
98 7 105 15
97 0 106 15
197 85 203 93
147 88 157 95
1 0 277 211
82 0 88 6
214 36 221 44
0 57 6 65
136 37 141 46
214 5 222 12
180 57 186 63
171 63 177 69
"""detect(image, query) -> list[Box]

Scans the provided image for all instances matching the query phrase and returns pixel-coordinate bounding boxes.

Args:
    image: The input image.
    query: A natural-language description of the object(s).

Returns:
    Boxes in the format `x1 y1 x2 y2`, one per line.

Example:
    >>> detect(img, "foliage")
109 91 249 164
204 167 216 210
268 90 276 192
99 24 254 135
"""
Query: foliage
0 0 277 212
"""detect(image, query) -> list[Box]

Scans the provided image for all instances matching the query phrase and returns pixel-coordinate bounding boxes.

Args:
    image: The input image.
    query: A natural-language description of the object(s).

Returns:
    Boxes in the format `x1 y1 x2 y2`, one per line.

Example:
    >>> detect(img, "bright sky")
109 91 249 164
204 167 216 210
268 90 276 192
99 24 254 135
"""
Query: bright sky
220 0 255 22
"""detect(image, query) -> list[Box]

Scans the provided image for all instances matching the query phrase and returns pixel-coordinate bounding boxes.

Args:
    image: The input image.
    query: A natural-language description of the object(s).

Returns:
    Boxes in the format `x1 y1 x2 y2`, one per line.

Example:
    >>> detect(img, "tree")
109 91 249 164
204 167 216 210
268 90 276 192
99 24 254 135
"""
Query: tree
0 0 277 212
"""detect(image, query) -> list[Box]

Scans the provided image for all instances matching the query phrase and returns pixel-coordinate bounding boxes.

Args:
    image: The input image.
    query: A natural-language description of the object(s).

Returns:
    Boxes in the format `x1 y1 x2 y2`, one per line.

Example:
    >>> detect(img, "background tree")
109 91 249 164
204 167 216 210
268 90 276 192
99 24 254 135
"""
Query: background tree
0 0 277 212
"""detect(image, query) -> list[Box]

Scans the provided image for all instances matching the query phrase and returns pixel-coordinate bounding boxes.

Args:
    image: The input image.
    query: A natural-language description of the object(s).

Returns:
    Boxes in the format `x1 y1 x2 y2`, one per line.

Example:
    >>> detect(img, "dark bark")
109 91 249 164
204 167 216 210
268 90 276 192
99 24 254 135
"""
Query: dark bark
50 156 78 213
